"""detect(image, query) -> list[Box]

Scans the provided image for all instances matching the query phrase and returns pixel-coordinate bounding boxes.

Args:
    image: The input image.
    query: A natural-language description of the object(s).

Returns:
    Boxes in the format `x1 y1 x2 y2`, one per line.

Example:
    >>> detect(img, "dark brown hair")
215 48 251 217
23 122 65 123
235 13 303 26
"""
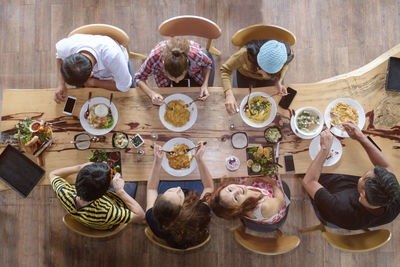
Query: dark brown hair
209 183 262 220
153 191 211 249
163 37 190 78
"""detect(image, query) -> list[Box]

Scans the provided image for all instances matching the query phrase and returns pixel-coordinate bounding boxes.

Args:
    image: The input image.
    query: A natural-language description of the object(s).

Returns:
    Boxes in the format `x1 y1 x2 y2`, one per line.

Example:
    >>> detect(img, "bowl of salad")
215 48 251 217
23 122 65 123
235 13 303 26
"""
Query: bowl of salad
294 107 323 137
112 132 129 149
264 127 282 144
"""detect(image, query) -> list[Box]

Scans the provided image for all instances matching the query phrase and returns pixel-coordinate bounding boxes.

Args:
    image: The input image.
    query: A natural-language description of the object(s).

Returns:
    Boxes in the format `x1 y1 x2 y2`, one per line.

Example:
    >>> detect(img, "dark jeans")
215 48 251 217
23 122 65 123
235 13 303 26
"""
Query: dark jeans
171 49 215 88
243 181 291 232
128 61 135 88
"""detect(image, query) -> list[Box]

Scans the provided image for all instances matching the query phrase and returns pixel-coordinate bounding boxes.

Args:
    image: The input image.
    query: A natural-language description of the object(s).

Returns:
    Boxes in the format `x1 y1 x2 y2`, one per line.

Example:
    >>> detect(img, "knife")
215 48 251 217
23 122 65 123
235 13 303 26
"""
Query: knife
275 141 280 164
34 137 56 157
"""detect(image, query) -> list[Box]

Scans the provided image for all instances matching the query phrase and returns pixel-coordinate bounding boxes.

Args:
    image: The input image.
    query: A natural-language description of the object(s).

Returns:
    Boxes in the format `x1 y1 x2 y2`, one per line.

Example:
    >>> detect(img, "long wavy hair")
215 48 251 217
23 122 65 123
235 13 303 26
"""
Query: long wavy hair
209 183 263 220
153 191 211 249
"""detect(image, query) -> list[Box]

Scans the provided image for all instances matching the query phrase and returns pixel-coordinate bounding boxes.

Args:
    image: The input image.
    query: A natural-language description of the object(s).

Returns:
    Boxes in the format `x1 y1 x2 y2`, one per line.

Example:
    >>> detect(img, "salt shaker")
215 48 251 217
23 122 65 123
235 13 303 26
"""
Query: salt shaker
230 123 235 130
137 149 144 155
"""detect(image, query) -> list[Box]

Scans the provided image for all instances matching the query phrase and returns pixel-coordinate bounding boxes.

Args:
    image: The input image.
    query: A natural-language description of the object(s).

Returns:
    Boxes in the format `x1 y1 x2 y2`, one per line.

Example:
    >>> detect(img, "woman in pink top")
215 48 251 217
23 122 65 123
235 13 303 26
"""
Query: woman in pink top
209 176 288 225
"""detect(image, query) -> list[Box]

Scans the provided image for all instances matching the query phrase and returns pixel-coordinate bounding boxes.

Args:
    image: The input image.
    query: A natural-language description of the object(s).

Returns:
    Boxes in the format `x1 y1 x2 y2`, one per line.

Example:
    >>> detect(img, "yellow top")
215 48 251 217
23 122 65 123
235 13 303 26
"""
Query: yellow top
220 47 289 92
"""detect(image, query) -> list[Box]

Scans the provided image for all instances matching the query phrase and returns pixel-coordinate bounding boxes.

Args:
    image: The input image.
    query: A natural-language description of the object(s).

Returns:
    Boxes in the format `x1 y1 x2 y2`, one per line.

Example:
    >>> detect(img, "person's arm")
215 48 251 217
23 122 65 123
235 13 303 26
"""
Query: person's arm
48 162 92 183
54 58 68 103
199 68 211 101
136 80 164 105
301 129 333 199
85 78 119 91
112 173 145 222
343 122 393 172
146 144 163 211
194 142 214 199
274 64 289 95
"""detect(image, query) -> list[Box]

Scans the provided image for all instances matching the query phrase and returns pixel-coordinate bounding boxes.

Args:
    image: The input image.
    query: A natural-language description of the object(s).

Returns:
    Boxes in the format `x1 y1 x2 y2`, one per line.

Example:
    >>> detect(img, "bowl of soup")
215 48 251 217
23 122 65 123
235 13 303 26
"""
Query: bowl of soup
294 107 323 136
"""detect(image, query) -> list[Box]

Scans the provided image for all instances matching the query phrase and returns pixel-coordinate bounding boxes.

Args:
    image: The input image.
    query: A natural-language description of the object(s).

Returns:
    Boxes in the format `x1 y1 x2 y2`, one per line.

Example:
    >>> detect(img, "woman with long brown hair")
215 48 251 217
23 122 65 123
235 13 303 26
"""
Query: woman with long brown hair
145 142 214 249
134 37 214 105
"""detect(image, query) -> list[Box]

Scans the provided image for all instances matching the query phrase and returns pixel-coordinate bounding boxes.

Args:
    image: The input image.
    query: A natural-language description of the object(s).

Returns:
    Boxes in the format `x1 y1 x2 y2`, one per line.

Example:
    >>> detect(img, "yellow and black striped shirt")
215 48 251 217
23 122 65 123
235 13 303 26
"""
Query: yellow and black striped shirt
52 176 133 230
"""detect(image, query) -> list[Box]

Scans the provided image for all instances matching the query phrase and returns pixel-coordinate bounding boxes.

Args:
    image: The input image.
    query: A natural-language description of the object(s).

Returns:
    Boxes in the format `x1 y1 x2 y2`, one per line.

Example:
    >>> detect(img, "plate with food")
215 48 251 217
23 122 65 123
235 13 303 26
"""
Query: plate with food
161 137 197 177
264 127 282 144
159 94 198 132
79 97 118 135
239 92 277 128
246 144 277 176
324 98 365 138
309 135 343 166
15 118 53 152
293 107 324 138
88 149 122 175
112 132 129 149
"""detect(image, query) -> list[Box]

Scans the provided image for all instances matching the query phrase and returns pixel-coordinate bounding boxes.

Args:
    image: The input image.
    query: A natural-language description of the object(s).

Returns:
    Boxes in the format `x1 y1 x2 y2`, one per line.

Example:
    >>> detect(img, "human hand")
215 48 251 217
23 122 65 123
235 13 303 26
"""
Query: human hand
112 172 125 193
320 129 333 153
54 85 67 103
276 83 288 96
194 141 206 160
199 85 210 101
151 92 164 105
224 90 238 115
153 143 163 163
342 121 363 140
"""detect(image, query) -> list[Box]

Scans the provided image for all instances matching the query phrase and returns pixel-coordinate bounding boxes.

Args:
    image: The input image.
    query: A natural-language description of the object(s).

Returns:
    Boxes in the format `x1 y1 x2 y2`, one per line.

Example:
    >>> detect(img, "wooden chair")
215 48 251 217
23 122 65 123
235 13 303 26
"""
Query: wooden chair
62 213 127 238
158 15 222 56
231 224 300 255
144 226 211 252
68 23 146 60
231 24 296 47
301 223 392 252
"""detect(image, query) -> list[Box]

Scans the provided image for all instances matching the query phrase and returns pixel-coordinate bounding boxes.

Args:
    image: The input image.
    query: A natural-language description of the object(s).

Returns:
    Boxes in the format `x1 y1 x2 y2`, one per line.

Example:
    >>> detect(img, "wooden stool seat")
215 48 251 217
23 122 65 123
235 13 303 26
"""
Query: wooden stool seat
232 24 296 47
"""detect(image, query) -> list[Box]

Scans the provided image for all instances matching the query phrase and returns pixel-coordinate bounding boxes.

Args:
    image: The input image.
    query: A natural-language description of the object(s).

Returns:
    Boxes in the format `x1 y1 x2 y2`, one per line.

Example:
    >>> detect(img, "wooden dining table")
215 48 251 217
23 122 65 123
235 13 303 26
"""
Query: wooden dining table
1 45 400 191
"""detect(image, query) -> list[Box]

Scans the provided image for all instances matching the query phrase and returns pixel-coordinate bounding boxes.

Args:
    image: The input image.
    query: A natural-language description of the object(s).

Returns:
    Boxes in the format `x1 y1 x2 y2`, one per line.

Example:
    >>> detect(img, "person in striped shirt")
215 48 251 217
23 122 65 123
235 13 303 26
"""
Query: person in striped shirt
49 162 145 230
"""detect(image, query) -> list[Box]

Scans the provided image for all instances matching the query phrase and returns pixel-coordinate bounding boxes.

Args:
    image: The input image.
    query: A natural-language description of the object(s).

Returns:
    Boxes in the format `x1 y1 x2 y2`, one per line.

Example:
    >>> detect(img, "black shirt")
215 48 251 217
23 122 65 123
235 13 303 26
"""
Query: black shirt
314 174 400 230
145 202 210 248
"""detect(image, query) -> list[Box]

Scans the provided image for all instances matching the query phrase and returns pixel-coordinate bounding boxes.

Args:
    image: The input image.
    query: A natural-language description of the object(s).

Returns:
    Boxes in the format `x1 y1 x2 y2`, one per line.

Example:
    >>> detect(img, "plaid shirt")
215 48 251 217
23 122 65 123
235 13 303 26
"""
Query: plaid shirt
134 40 212 87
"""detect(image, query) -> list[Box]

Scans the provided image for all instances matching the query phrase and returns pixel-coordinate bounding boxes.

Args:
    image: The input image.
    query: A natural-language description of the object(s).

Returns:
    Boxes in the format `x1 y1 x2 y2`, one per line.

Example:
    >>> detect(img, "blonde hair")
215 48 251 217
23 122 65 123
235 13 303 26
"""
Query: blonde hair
164 37 190 78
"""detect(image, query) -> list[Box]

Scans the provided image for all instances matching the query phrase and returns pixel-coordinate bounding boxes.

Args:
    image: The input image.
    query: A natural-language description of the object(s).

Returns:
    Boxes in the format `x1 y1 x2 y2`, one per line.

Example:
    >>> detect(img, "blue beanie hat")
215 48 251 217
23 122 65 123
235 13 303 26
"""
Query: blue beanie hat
257 40 287 74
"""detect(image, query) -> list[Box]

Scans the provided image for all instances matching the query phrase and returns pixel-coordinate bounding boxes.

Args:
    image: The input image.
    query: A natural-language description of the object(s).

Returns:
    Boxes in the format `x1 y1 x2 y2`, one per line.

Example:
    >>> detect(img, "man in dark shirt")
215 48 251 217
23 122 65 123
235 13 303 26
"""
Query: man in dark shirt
301 122 400 230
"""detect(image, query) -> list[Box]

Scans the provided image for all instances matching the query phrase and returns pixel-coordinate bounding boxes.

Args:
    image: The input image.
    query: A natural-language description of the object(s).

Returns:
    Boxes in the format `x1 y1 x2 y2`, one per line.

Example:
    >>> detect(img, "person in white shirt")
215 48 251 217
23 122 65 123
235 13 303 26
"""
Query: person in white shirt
54 34 133 103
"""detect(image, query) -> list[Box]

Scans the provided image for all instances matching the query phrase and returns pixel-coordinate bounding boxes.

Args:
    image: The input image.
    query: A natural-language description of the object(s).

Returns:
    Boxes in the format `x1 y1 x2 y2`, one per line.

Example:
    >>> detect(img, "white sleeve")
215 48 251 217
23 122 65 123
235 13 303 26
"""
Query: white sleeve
55 38 70 59
108 52 132 92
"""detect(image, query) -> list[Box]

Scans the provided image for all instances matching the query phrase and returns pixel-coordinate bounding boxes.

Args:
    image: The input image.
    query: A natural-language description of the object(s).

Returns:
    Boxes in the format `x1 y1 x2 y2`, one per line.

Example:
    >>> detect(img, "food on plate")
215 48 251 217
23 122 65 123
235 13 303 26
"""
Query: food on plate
330 102 359 127
15 118 52 146
130 134 144 148
247 145 277 175
264 127 282 143
87 103 114 129
113 132 129 149
29 121 41 132
88 149 109 162
164 100 190 127
245 96 272 123
296 110 321 133
226 156 240 171
166 144 194 170
25 136 39 147
231 132 248 149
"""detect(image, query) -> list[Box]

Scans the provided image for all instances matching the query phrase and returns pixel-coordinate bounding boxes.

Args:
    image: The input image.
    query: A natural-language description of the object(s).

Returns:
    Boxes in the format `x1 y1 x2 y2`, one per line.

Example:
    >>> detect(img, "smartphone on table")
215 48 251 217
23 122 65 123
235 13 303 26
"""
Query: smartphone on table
63 96 77 115
278 87 297 109
284 153 295 174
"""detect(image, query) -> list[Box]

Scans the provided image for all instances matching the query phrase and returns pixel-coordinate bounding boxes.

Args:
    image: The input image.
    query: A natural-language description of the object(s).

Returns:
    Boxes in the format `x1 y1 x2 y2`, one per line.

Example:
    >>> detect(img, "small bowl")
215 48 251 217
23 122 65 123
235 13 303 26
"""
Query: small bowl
130 133 144 148
264 127 282 144
112 132 129 149
231 132 248 149
294 107 324 136
74 133 91 150
226 156 240 171
29 121 41 133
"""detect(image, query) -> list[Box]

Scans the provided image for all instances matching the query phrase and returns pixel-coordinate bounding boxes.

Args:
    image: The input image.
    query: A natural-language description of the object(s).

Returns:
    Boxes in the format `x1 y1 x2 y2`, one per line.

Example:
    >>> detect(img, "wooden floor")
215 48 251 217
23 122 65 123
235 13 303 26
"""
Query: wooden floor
1 0 400 266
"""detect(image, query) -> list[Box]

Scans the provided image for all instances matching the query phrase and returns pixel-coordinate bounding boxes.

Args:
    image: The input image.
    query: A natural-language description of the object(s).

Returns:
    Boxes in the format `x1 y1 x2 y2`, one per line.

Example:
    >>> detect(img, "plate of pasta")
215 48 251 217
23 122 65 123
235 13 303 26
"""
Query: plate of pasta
159 94 198 132
161 137 197 177
239 92 277 128
79 97 118 135
324 98 365 138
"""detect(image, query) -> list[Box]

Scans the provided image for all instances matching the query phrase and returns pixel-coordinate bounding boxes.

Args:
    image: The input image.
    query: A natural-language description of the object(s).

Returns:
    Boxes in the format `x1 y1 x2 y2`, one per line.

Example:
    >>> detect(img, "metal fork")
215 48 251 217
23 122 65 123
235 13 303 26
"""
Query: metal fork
184 98 201 108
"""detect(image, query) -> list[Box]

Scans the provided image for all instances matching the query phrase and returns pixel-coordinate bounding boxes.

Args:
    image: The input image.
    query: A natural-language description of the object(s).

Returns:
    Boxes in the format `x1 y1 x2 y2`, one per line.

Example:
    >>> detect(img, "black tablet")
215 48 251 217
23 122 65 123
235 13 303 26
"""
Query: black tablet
0 145 45 197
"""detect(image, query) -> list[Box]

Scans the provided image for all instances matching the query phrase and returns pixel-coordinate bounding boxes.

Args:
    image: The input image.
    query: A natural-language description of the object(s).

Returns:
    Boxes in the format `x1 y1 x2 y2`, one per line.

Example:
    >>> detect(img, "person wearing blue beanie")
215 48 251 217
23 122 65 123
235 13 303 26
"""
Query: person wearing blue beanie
221 39 294 115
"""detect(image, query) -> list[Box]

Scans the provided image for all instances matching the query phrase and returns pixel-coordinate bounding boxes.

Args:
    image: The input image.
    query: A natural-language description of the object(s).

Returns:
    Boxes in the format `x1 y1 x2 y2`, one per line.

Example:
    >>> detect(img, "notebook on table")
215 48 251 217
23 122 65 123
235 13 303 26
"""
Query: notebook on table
0 144 45 197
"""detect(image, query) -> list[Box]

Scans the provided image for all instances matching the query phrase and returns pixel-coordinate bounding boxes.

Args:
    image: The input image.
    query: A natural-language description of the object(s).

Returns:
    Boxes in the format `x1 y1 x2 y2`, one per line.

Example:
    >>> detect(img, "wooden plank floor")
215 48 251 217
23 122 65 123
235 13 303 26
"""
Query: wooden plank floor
1 1 400 266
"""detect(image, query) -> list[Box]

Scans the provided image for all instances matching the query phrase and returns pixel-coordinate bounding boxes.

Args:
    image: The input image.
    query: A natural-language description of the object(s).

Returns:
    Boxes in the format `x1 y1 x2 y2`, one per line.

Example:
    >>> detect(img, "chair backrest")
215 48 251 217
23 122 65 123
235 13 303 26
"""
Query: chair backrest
322 229 392 252
68 24 146 60
232 225 300 255
144 226 211 252
62 213 127 238
231 24 296 47
158 15 222 55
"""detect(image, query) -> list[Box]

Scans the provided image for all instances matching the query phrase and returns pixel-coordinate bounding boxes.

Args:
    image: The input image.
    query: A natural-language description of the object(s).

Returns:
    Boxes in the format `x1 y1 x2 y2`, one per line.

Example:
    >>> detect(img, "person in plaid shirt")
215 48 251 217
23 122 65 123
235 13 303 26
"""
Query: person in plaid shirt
134 37 213 105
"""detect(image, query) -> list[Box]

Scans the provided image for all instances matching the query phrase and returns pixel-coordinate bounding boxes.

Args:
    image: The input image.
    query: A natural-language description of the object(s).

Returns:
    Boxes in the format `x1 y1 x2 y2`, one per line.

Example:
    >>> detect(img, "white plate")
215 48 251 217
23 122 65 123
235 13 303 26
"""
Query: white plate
159 94 198 132
239 92 277 128
79 97 118 136
290 116 320 139
161 138 197 177
309 135 343 166
324 98 366 138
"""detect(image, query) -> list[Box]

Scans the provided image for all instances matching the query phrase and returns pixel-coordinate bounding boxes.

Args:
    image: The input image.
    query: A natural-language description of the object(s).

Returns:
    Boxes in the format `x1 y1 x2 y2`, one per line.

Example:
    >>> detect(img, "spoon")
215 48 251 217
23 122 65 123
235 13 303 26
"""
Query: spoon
243 84 253 113
184 98 201 108
84 92 92 119
108 93 113 114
